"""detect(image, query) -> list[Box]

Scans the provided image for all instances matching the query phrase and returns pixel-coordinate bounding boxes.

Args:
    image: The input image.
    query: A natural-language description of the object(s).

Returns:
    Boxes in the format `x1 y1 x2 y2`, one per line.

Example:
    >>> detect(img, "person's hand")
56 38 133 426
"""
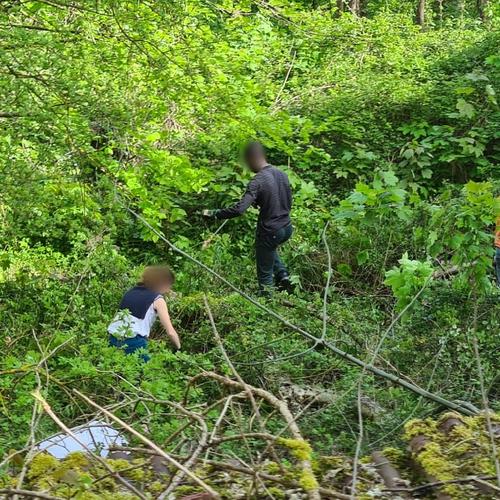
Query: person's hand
202 209 218 218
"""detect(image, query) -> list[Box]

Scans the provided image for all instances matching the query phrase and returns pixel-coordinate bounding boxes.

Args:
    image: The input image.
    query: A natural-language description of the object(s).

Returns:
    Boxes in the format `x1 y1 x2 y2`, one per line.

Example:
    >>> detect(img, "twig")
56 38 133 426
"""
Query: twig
273 49 297 106
385 475 496 494
109 446 351 499
37 337 75 368
140 399 209 499
72 389 220 499
209 432 276 445
189 371 321 500
123 202 477 416
203 295 282 467
14 331 51 500
209 395 233 446
32 391 147 500
320 221 333 343
471 294 500 487
473 477 500 493
351 275 434 497
202 219 229 250
350 381 364 499
0 489 63 500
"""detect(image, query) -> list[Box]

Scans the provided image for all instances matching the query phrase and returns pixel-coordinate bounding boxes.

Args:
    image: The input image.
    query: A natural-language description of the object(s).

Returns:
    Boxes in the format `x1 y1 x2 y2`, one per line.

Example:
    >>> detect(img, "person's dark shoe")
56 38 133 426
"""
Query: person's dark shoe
277 276 294 294
258 288 272 298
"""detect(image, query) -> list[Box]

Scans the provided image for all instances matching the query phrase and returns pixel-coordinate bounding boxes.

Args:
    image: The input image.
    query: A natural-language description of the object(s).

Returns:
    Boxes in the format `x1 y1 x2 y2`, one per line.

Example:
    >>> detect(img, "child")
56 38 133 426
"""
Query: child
108 265 181 360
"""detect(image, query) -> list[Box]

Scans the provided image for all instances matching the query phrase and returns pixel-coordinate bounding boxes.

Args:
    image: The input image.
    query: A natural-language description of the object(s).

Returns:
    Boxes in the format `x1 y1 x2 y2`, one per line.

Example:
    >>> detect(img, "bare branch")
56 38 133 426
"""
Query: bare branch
32 391 147 500
72 389 220 499
471 296 500 487
0 489 64 500
123 202 477 416
189 370 321 500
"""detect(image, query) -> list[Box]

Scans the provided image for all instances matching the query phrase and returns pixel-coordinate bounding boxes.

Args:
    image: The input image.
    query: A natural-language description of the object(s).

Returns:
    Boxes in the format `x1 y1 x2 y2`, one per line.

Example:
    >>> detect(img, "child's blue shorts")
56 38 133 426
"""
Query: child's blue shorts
109 334 150 362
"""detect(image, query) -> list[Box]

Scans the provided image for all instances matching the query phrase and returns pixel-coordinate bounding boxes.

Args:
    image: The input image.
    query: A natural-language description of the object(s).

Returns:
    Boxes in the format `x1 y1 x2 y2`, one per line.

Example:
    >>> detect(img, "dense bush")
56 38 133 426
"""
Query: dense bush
0 1 499 497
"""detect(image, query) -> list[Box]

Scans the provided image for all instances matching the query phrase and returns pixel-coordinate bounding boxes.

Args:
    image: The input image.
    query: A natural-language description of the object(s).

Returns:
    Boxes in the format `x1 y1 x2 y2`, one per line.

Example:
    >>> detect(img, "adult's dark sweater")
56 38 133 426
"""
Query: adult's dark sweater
216 165 292 235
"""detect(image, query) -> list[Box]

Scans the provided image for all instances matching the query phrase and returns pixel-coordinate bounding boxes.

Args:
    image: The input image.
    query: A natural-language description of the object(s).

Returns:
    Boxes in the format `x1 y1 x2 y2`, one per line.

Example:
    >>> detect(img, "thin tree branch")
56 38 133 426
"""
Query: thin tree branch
32 391 147 500
0 489 63 500
471 294 500 487
188 371 321 500
385 475 497 494
111 446 351 499
123 202 477 415
72 389 220 499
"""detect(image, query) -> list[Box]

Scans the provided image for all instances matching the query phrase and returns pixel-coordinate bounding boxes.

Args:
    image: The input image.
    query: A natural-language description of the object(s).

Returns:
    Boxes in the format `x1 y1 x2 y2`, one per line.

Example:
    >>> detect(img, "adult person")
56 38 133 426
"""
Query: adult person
203 142 293 295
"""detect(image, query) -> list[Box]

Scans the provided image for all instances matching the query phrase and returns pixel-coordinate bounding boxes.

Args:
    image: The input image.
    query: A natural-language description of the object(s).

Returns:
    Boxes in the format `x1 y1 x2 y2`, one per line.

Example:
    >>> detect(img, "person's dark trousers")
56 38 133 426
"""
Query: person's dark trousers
495 248 500 287
255 224 293 293
109 334 150 362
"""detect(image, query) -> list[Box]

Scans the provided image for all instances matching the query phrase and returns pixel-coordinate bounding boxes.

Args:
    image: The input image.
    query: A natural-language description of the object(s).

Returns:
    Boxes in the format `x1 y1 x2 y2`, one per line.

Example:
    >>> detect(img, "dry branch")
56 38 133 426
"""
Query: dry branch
371 451 407 492
385 475 498 494
138 398 209 499
72 389 220 499
110 446 351 499
188 370 321 500
203 295 283 470
0 489 64 500
471 296 500 487
124 203 477 416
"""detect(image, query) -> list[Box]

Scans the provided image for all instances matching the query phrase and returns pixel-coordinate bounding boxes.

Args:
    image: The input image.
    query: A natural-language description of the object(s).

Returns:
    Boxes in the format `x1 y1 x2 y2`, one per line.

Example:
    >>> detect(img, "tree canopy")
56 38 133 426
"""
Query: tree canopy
1 1 499 498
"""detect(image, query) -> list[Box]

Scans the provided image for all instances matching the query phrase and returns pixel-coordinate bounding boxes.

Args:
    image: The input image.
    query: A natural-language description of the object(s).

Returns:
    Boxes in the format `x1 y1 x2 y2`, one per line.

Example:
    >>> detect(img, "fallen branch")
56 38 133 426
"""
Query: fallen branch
110 446 351 499
72 389 220 499
471 294 500 488
124 203 477 416
188 370 321 500
408 433 451 500
385 475 497 494
372 451 408 493
0 489 63 500
203 295 283 470
32 391 147 500
137 398 209 500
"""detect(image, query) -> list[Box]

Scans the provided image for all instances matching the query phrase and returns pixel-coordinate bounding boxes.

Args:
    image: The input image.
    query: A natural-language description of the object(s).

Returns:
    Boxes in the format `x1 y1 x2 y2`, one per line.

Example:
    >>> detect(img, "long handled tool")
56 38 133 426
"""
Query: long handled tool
202 219 228 250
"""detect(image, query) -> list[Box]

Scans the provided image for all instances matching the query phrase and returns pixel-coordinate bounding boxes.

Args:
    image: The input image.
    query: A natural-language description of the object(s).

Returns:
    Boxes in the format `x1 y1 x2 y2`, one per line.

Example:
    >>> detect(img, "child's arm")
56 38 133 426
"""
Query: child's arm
154 297 181 350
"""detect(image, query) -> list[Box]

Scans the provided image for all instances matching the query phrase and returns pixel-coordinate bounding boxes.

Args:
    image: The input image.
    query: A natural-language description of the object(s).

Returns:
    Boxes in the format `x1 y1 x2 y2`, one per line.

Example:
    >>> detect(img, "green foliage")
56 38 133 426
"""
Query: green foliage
384 254 434 310
427 181 499 290
0 2 499 495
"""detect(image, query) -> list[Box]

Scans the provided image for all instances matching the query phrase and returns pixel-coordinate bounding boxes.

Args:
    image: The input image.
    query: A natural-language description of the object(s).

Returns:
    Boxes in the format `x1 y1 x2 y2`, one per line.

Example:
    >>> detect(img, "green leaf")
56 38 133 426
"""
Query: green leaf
456 99 475 119
381 170 398 186
145 132 161 143
356 250 369 265
337 263 352 277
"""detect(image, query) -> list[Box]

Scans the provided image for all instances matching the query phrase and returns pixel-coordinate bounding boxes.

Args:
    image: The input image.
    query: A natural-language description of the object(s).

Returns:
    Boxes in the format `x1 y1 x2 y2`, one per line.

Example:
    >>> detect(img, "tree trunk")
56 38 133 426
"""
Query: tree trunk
477 0 488 21
416 0 425 26
349 0 360 16
437 0 443 25
337 0 344 15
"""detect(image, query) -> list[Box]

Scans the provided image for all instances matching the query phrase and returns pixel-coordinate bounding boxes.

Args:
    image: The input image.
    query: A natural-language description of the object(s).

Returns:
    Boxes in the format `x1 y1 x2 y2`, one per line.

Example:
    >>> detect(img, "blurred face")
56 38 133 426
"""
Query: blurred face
156 282 173 295
245 154 263 173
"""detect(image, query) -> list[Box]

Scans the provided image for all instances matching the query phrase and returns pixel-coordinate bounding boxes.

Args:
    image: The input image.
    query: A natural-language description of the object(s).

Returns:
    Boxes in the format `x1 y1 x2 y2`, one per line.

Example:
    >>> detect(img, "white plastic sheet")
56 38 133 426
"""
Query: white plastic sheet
37 420 127 458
